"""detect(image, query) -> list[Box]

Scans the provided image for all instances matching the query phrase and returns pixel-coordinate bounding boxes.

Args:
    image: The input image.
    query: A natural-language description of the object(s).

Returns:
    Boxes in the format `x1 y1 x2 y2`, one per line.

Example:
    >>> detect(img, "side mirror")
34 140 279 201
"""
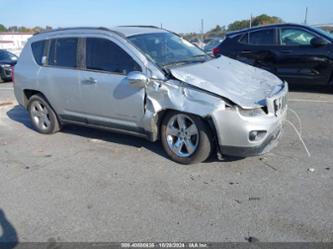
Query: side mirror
41 56 47 65
127 71 148 88
310 37 328 47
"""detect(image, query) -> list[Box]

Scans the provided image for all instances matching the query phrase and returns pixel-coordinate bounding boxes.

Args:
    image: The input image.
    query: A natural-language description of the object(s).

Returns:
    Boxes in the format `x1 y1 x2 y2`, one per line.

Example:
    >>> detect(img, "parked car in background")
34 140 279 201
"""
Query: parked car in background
14 26 287 164
204 37 224 54
189 38 205 48
215 23 333 86
0 49 17 82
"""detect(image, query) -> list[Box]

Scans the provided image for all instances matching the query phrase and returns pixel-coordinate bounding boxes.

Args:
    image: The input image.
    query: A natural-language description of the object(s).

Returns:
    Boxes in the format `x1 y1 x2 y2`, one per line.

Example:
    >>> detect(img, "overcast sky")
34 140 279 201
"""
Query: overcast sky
1 0 332 33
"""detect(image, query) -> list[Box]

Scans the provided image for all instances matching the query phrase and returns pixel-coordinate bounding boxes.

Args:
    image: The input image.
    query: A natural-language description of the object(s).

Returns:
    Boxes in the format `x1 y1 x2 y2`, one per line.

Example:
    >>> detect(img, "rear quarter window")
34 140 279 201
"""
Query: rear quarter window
31 40 46 65
239 33 249 44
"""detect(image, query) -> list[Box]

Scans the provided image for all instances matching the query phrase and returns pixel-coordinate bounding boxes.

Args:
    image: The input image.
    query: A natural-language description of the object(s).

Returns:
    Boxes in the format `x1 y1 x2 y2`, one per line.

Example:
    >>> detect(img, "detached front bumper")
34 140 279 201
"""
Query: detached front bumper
211 83 288 158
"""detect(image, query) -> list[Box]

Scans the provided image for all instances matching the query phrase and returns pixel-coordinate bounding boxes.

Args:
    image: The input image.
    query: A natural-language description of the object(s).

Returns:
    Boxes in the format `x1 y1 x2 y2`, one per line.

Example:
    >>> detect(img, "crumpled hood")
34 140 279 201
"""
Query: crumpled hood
170 55 285 108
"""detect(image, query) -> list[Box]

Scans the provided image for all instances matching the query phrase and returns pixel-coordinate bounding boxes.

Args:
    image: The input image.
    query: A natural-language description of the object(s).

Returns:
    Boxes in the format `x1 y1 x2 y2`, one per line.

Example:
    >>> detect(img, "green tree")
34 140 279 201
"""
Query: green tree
0 24 7 32
206 25 226 37
227 20 250 31
252 14 283 26
227 14 283 32
7 26 18 32
18 26 32 32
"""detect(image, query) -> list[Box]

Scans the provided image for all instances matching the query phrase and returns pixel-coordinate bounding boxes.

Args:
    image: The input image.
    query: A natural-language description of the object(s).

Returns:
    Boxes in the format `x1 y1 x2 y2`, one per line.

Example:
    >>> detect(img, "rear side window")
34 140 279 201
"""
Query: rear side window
31 40 45 65
86 38 141 74
48 38 78 68
248 29 276 45
239 33 249 44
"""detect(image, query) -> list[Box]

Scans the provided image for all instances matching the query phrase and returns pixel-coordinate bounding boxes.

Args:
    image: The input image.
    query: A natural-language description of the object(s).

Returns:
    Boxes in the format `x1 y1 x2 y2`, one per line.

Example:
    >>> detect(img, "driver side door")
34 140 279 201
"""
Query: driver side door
78 37 146 133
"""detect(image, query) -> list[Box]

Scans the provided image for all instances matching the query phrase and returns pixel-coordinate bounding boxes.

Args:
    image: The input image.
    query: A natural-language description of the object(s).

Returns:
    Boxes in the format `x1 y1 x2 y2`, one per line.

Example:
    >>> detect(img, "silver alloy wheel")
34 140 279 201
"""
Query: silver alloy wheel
30 100 51 131
165 114 199 158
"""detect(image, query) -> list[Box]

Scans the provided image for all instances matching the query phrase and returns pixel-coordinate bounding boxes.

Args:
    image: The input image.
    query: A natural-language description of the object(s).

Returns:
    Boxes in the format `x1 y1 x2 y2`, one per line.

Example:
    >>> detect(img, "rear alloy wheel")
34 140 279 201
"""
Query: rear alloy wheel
27 94 61 134
161 111 213 164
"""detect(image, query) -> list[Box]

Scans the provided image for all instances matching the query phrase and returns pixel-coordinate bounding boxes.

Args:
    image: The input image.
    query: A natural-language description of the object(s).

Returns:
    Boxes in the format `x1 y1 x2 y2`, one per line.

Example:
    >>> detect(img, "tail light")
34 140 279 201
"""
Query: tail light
212 47 221 57
11 65 14 84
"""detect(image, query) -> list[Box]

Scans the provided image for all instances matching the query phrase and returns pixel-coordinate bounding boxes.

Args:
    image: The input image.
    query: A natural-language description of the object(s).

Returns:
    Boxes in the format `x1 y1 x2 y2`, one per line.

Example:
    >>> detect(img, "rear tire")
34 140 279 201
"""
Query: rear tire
161 111 213 164
27 94 61 134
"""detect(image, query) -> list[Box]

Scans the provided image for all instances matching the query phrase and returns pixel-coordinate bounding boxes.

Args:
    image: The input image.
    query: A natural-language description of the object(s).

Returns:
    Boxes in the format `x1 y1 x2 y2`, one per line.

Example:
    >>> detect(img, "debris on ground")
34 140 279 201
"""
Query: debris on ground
248 197 261 201
325 167 330 171
245 236 259 243
229 182 239 185
0 101 13 107
307 168 315 173
259 157 277 171
89 138 104 144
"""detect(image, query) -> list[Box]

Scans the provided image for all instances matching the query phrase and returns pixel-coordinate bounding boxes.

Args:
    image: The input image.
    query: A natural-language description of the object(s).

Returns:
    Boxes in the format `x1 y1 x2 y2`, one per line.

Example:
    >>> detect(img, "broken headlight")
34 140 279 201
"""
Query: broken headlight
238 107 267 117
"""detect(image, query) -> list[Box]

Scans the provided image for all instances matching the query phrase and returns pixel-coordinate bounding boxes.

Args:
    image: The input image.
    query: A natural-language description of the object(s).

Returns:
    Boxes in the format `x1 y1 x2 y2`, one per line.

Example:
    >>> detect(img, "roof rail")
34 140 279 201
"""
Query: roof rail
33 26 125 37
117 25 160 29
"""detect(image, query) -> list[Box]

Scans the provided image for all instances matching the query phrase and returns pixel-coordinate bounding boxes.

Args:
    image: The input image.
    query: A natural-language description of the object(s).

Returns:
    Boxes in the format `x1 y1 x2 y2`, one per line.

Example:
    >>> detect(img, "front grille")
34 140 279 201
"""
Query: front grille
273 94 287 116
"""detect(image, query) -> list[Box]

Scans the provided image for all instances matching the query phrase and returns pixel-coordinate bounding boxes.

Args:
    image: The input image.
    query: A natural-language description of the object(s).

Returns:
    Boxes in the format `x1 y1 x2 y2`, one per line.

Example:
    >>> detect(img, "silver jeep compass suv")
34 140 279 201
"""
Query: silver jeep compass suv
14 26 288 164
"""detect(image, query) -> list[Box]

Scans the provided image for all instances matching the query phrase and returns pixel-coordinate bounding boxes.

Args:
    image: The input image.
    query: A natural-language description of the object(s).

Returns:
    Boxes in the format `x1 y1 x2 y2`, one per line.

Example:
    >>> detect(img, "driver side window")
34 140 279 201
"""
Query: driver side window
86 38 142 75
280 28 316 46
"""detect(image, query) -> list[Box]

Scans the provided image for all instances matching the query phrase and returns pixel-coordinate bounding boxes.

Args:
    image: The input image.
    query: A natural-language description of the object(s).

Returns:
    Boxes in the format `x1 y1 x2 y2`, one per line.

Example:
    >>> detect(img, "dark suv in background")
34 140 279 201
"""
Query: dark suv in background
215 23 333 86
0 49 17 82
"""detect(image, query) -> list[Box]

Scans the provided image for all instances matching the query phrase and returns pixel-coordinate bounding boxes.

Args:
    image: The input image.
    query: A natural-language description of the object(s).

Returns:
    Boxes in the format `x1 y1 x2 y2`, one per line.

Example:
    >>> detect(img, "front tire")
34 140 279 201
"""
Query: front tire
27 94 61 134
161 111 213 164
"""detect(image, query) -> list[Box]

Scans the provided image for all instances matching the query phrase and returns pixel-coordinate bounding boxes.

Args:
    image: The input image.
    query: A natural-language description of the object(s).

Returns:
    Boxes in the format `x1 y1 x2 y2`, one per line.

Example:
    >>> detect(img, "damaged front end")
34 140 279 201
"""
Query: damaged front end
141 77 228 142
140 56 288 158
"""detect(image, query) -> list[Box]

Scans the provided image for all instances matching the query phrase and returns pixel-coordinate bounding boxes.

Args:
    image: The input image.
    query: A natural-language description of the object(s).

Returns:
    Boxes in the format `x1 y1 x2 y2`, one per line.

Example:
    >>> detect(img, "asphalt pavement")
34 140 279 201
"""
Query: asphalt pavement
0 82 332 242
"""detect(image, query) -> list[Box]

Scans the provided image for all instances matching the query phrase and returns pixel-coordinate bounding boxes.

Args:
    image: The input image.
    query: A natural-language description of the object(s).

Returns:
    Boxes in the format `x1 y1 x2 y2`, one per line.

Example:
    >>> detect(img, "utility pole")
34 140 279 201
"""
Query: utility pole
201 19 204 41
160 23 163 29
304 7 308 25
250 14 253 28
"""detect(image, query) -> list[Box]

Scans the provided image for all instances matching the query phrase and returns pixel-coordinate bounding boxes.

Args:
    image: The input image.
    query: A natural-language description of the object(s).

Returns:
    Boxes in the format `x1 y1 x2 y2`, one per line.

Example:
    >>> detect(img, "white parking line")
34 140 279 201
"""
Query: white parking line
0 88 14 90
289 98 333 104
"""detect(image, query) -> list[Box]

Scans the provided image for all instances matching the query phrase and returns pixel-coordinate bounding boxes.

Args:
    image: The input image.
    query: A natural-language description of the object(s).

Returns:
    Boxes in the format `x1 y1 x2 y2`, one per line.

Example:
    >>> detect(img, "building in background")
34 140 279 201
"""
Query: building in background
0 32 33 56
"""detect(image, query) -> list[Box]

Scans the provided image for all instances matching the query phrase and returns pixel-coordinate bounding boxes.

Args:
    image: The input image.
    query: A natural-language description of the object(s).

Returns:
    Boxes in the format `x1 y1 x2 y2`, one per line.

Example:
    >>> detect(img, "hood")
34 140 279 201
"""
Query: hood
170 56 284 108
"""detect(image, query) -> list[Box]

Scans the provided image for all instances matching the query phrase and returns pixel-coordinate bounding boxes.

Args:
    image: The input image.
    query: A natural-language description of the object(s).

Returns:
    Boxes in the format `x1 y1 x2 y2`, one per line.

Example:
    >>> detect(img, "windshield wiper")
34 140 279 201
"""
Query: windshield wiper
162 54 208 67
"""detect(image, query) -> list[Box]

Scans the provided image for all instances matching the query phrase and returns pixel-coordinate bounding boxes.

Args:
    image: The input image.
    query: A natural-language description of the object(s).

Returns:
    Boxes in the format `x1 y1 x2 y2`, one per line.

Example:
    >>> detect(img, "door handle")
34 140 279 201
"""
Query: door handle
280 50 292 54
241 50 252 54
81 77 97 85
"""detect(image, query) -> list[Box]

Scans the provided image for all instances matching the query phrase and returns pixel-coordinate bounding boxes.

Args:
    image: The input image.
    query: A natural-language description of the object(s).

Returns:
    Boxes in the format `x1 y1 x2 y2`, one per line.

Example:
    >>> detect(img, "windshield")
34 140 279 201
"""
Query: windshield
313 27 333 40
129 32 210 67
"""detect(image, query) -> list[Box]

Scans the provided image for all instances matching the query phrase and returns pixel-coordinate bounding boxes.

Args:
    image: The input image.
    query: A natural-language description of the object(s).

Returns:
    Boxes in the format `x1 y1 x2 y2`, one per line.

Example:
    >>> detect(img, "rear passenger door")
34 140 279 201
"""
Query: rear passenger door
37 37 82 115
237 28 278 73
78 37 145 132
